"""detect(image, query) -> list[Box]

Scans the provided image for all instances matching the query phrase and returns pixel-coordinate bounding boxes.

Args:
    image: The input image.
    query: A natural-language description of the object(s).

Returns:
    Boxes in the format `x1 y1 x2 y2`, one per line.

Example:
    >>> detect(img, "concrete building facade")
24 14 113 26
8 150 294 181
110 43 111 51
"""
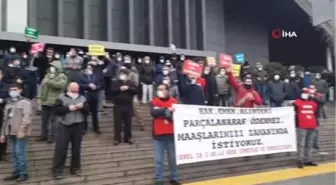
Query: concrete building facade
0 0 332 66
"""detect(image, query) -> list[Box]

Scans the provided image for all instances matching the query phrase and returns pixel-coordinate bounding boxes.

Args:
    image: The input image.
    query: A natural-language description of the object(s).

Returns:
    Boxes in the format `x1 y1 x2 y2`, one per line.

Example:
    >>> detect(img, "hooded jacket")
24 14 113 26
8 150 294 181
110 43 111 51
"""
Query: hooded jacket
37 60 68 106
227 72 263 108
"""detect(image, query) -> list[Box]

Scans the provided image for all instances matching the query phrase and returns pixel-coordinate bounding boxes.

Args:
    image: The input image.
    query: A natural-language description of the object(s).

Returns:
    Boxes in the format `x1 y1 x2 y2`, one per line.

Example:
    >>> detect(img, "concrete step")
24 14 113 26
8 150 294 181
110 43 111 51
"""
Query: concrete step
0 103 334 185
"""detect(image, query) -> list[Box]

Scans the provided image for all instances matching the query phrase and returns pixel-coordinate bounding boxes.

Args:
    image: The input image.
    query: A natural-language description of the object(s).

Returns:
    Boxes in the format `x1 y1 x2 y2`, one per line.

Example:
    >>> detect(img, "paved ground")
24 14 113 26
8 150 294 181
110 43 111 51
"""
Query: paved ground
186 162 336 185
263 173 335 185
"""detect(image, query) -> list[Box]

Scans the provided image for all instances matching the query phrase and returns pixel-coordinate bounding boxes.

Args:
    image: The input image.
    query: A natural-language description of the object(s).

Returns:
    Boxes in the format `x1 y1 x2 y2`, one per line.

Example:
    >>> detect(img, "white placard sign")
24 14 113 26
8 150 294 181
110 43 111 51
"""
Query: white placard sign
173 104 297 165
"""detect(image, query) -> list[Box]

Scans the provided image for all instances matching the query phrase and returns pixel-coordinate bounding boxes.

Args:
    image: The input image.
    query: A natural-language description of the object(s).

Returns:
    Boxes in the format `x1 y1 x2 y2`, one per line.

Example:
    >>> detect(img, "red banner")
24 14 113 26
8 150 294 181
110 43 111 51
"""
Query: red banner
183 60 204 77
30 43 45 54
219 53 233 69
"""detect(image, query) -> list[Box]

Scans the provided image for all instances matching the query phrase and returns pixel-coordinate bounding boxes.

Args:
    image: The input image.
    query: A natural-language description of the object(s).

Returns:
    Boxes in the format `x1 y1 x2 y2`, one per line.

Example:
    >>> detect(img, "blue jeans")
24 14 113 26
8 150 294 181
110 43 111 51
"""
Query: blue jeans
153 139 178 182
9 136 28 176
256 84 267 104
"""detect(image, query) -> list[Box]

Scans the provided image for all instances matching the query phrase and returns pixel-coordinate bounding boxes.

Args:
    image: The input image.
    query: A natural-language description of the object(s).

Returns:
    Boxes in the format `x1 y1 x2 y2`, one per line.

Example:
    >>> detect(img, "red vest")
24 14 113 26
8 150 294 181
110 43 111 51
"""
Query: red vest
151 97 177 136
293 99 318 129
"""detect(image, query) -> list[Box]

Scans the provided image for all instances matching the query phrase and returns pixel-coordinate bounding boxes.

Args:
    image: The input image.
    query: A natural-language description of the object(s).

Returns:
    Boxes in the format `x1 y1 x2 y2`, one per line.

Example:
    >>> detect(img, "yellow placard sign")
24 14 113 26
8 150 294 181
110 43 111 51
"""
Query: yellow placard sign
88 45 105 56
206 57 217 66
232 64 241 77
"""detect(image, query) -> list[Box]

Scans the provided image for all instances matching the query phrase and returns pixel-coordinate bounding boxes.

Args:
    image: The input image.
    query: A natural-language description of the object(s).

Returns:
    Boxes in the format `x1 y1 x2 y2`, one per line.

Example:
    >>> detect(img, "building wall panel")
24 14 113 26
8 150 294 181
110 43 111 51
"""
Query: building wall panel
133 0 149 45
88 0 107 41
111 0 129 43
205 0 225 52
63 0 82 38
153 0 167 47
36 0 57 36
224 0 269 64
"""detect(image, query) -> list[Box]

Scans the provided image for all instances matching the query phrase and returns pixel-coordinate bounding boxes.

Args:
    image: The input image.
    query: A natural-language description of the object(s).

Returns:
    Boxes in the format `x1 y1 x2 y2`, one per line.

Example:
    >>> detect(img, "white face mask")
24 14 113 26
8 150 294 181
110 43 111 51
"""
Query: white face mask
258 67 263 71
285 79 289 83
163 70 169 75
290 73 296 78
23 55 27 59
163 80 170 85
9 48 16 53
204 70 210 75
190 79 196 84
119 74 127 81
160 59 164 63
86 70 93 75
68 92 79 99
180 56 185 61
55 54 60 59
137 59 142 63
117 58 122 62
220 71 226 76
274 75 280 80
124 60 131 64
50 66 56 73
315 75 321 79
157 90 165 98
145 60 150 64
301 93 309 100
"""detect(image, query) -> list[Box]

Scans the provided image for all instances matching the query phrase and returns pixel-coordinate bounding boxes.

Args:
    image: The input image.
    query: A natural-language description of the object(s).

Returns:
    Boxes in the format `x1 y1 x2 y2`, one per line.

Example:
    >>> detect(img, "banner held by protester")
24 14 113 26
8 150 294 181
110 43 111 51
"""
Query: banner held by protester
173 104 297 165
234 53 245 64
219 53 233 69
232 64 242 77
183 60 204 77
206 57 217 67
88 45 105 56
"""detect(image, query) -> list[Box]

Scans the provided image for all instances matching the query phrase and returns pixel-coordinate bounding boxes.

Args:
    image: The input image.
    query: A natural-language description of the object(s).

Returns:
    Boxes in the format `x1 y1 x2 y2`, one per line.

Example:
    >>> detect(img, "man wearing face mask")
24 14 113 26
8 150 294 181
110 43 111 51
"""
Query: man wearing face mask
79 65 102 134
121 56 144 130
150 84 180 185
267 73 286 107
311 72 328 119
292 88 318 168
110 69 137 145
284 71 301 106
4 47 20 67
226 67 262 108
37 60 68 143
215 68 230 106
52 82 88 179
181 74 205 105
64 48 84 82
203 66 218 105
2 59 25 86
1 83 32 182
155 56 165 80
140 56 155 104
253 64 267 104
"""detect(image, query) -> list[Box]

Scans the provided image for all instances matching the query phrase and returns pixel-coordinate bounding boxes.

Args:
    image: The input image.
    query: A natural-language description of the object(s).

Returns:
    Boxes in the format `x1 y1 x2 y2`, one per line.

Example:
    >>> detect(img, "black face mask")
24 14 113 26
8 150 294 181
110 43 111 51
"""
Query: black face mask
124 63 132 69
244 84 252 89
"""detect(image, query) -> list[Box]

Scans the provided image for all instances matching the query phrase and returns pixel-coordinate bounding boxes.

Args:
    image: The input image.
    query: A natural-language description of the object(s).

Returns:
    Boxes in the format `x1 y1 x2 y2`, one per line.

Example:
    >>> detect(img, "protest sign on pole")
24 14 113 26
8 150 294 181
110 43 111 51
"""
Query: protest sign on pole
87 45 105 56
232 64 241 77
219 53 233 69
183 60 204 77
30 43 45 54
234 53 245 64
206 57 217 67
24 27 39 40
173 104 297 165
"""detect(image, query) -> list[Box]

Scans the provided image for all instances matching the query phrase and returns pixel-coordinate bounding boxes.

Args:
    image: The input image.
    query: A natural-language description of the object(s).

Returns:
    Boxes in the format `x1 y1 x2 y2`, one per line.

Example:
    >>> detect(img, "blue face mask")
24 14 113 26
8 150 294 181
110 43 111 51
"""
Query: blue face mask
9 91 20 98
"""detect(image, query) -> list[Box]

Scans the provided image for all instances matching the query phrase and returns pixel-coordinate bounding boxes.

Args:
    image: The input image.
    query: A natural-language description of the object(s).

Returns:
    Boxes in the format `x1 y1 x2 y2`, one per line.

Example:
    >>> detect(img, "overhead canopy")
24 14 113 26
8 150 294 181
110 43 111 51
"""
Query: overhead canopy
0 31 217 57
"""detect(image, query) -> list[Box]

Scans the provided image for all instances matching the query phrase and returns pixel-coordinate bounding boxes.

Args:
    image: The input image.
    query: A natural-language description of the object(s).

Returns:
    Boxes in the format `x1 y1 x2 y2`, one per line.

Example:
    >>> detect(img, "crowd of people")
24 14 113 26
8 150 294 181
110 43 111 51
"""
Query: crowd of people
0 46 334 184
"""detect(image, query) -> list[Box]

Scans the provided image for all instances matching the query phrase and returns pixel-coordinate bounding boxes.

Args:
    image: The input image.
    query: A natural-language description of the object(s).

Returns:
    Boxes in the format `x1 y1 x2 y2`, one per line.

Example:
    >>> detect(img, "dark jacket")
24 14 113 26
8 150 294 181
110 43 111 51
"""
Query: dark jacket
284 79 301 100
78 73 103 98
310 94 325 121
203 73 218 105
267 80 286 105
181 80 205 105
2 65 25 85
0 81 9 109
110 80 137 109
140 64 155 84
33 56 55 83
